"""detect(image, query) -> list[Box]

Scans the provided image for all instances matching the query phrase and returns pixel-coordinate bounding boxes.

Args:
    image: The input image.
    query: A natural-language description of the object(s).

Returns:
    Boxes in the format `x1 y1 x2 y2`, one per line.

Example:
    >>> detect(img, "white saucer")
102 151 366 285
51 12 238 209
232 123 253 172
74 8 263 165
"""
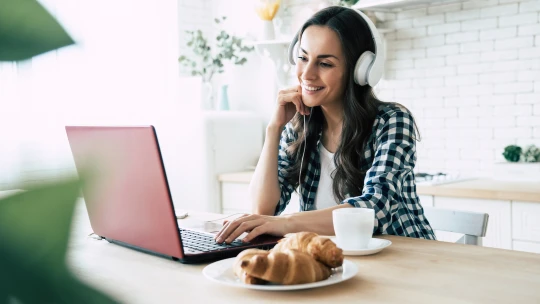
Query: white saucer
202 258 358 291
330 237 392 256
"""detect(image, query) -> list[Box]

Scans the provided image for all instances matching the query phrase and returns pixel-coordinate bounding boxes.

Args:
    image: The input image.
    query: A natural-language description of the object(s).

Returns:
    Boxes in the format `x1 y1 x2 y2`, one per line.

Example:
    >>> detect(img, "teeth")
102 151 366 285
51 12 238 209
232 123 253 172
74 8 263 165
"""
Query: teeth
303 85 323 91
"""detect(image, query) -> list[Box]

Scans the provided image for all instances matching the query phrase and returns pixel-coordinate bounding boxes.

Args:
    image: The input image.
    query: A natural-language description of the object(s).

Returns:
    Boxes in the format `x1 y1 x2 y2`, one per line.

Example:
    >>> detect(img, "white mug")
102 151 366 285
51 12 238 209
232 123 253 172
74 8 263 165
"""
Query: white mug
332 208 375 250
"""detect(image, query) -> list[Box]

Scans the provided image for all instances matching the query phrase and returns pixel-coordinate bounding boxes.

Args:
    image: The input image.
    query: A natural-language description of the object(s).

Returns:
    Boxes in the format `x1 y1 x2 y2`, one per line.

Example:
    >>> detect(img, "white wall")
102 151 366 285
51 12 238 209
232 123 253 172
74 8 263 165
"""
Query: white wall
0 0 183 190
378 0 540 176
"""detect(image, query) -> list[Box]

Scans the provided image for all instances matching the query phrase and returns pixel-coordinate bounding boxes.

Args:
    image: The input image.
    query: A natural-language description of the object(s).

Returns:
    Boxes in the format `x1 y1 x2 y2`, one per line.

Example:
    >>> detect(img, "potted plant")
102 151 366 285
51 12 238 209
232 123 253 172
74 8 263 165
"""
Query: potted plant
502 145 522 162
178 17 254 110
494 144 540 182
523 145 540 162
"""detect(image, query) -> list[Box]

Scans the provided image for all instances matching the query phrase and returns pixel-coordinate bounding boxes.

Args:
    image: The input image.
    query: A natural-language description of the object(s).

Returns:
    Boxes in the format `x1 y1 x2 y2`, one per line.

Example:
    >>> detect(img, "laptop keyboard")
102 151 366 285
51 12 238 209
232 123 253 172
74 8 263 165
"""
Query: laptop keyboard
180 228 246 254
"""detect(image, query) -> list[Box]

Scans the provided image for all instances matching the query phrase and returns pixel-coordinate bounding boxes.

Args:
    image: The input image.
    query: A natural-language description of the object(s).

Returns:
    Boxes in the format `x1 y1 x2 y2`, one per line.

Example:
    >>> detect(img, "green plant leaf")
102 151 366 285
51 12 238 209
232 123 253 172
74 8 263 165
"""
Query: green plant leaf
0 179 118 303
179 16 254 81
337 0 360 7
0 0 75 61
523 145 540 162
502 145 522 162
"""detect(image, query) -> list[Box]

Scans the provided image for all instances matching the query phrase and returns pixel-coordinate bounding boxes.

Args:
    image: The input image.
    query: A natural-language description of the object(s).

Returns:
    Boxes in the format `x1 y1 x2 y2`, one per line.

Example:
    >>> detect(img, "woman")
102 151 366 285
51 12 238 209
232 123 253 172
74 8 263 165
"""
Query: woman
215 6 435 244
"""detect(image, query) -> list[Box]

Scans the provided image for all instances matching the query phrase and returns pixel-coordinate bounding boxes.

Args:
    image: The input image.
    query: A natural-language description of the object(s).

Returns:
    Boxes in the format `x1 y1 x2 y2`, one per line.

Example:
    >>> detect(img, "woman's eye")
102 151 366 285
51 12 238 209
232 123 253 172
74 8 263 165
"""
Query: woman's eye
297 56 307 62
320 62 332 68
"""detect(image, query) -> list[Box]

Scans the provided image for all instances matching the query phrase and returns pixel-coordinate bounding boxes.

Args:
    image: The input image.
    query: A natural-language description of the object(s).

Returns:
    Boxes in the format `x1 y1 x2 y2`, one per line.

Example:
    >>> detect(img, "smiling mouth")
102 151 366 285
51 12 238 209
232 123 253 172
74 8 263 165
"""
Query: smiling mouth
302 84 324 92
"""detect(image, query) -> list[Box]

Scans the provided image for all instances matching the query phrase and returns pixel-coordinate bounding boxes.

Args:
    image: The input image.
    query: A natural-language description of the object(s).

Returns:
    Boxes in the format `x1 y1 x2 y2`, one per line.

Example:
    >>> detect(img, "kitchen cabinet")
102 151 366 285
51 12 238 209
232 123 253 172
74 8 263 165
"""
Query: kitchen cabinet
512 241 540 254
511 201 540 253
512 201 540 243
419 195 434 207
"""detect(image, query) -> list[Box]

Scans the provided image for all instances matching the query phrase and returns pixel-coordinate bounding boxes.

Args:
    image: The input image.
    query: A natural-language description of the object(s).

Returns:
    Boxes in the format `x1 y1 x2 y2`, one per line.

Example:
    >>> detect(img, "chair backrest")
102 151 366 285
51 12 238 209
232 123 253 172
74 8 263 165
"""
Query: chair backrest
423 206 489 246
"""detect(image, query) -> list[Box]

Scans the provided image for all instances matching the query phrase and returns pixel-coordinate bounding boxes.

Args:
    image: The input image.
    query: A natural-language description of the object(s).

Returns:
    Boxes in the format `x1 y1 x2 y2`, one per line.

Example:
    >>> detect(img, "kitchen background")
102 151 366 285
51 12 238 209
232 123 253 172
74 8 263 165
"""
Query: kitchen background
178 0 540 252
179 0 540 177
0 0 537 186
0 0 539 253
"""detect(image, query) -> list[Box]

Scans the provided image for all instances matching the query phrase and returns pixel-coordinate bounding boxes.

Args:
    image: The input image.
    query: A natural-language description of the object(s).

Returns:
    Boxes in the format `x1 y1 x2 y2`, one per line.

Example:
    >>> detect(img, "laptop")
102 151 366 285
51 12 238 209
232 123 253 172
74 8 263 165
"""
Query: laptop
65 126 280 264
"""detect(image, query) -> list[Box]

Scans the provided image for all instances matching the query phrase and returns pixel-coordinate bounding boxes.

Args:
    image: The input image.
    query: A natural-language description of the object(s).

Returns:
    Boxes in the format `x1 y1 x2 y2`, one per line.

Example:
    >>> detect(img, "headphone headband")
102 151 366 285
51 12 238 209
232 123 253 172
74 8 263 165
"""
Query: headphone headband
287 8 385 87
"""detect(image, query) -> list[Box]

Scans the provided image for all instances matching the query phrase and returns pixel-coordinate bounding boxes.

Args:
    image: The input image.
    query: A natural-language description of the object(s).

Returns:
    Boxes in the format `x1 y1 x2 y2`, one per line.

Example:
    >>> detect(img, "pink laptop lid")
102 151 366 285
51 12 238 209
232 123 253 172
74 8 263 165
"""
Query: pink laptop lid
65 126 183 259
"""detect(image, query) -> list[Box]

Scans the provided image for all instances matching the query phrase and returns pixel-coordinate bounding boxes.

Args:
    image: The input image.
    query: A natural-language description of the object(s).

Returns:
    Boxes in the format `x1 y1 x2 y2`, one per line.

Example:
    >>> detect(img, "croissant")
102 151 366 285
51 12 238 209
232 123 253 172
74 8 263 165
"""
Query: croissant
273 232 344 268
240 249 332 285
233 249 269 285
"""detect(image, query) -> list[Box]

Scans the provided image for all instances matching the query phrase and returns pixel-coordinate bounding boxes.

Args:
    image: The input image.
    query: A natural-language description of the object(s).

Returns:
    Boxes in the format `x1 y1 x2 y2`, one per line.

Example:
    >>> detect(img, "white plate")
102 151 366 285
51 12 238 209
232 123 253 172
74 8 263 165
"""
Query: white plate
330 237 392 256
202 258 358 291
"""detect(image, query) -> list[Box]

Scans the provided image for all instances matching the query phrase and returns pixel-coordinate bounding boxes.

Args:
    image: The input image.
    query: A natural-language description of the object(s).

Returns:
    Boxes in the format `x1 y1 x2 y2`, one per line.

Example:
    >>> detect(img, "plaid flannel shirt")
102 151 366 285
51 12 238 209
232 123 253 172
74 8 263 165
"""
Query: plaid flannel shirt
275 103 436 240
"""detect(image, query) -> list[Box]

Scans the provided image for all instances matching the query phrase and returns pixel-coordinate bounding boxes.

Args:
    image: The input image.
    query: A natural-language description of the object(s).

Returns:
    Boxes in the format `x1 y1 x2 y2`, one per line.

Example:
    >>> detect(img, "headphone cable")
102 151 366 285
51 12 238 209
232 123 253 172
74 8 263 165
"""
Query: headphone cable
298 107 313 211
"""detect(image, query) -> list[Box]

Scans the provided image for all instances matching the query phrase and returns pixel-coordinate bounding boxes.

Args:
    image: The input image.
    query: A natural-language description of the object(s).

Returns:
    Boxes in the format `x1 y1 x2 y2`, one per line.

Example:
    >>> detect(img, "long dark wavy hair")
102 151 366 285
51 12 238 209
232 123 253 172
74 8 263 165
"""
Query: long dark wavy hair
285 6 415 202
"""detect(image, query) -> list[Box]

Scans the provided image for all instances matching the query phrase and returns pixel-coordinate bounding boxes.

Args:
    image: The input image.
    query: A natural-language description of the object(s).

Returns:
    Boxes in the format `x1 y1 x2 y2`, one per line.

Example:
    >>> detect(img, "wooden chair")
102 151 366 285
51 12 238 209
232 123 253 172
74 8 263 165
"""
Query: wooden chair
423 206 489 246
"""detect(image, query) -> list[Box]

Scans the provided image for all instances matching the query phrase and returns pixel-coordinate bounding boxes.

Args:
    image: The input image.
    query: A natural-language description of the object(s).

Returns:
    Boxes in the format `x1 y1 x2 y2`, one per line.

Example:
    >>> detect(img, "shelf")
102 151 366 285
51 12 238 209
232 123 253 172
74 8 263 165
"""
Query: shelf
352 0 462 12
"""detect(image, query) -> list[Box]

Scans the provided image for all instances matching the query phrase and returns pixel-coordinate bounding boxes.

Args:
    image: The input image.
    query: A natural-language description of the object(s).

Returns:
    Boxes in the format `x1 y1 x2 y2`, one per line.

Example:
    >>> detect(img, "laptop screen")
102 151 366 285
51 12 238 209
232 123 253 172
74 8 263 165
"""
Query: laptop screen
66 126 184 259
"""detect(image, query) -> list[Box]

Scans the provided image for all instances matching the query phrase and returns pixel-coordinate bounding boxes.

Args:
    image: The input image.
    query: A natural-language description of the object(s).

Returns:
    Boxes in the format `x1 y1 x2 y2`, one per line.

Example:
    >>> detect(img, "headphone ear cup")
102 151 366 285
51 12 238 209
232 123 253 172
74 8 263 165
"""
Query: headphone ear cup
288 40 298 65
354 51 375 86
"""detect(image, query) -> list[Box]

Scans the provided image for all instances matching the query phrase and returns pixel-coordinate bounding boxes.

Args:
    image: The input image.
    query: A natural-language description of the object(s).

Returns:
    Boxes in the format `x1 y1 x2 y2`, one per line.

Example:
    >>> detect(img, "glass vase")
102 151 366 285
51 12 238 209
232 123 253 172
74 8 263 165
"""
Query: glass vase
261 20 275 40
201 81 213 110
217 84 229 111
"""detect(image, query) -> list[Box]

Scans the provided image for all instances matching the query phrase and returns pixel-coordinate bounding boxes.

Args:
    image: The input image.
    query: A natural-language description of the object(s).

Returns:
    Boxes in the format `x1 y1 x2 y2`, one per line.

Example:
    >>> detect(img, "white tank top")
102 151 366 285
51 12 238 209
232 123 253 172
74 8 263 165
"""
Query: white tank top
314 142 339 210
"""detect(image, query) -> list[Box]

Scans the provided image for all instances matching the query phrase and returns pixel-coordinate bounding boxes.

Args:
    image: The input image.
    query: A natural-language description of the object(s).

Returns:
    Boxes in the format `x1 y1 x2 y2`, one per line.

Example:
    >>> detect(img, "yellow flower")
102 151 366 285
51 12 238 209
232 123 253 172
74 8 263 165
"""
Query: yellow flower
255 0 281 21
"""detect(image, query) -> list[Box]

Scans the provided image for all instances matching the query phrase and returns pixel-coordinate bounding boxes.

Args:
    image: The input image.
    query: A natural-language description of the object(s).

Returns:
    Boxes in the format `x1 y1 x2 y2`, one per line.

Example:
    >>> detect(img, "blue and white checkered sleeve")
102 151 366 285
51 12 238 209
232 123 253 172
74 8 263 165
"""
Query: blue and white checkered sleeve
274 123 297 215
342 109 416 234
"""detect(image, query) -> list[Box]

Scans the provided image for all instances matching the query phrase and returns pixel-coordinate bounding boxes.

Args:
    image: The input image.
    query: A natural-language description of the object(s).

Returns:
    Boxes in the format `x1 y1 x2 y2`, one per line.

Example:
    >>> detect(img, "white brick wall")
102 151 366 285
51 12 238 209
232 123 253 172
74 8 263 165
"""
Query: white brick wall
381 0 540 175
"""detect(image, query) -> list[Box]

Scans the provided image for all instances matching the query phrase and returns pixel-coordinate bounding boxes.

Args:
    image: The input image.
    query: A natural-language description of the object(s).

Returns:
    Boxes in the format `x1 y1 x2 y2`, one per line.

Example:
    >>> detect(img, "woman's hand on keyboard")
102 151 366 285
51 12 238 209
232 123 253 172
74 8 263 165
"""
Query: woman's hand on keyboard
214 214 291 244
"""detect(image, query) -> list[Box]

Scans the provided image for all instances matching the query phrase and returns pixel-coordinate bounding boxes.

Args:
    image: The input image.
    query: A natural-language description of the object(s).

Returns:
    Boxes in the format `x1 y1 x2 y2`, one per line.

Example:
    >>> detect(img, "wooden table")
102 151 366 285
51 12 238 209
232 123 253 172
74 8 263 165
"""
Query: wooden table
67 202 540 304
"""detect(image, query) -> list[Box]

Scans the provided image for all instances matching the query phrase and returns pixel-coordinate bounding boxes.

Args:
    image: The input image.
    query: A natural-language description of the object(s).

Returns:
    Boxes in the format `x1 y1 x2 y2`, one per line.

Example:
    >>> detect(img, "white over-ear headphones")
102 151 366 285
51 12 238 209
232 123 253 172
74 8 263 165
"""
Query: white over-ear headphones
287 9 384 87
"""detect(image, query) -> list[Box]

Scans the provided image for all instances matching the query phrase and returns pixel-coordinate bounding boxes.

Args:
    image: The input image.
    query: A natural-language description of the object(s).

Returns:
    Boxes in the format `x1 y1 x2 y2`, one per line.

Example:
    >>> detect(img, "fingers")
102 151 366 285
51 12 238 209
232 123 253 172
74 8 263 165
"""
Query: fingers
224 219 265 243
215 214 258 243
215 215 244 241
222 213 248 226
293 95 309 116
277 91 308 115
278 85 301 94
215 216 285 243
242 225 269 243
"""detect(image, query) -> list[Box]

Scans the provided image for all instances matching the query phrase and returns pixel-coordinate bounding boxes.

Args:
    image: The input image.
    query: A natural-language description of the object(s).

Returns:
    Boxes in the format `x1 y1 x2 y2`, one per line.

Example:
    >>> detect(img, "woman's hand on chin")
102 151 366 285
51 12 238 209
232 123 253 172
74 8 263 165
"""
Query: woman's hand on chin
214 214 291 244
